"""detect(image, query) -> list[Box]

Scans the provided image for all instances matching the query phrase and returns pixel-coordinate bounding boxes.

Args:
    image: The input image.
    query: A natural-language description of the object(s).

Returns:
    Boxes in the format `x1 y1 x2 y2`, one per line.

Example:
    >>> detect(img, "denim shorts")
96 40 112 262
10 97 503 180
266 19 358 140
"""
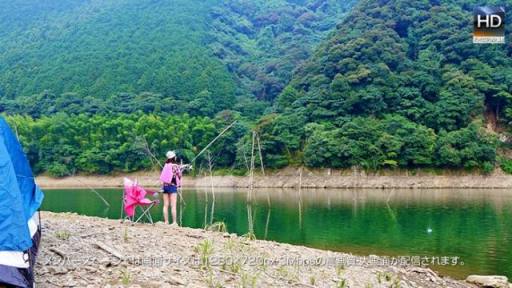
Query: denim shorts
163 183 178 194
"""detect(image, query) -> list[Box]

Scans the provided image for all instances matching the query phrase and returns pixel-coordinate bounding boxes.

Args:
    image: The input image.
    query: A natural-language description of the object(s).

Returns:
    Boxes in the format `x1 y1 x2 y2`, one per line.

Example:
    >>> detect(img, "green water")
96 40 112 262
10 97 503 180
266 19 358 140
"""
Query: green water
40 188 512 279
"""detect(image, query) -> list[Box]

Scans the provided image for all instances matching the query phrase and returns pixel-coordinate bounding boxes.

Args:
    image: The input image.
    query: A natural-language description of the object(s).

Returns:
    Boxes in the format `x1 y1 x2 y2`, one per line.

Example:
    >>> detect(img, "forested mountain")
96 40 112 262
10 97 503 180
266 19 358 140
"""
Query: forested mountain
0 0 354 118
0 0 236 117
0 0 355 175
256 0 512 171
3 0 512 176
207 0 355 102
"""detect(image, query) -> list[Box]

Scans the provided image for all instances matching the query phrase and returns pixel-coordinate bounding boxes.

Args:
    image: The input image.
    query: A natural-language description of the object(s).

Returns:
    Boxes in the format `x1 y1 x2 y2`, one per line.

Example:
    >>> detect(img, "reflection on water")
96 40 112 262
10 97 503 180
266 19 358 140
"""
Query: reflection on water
41 188 512 279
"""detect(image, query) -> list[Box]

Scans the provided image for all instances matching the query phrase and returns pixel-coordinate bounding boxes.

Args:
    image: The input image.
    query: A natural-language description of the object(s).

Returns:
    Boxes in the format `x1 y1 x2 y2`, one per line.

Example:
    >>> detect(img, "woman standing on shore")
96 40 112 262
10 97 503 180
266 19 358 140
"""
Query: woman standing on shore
160 150 182 225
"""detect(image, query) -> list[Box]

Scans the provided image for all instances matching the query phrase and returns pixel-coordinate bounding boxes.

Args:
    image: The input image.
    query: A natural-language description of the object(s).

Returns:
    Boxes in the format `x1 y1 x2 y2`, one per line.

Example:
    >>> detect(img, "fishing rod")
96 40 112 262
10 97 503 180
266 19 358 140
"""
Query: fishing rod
137 119 238 199
138 120 237 169
190 120 237 163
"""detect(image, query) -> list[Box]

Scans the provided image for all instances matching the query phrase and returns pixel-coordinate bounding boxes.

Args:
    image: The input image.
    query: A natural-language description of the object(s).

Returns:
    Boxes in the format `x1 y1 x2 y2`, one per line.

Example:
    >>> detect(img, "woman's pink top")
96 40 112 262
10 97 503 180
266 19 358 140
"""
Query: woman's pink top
160 163 182 187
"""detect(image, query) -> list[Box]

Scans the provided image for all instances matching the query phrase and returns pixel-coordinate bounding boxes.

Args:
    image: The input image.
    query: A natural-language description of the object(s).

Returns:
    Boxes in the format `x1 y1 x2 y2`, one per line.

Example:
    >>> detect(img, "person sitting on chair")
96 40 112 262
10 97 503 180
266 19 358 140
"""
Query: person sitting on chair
160 150 182 225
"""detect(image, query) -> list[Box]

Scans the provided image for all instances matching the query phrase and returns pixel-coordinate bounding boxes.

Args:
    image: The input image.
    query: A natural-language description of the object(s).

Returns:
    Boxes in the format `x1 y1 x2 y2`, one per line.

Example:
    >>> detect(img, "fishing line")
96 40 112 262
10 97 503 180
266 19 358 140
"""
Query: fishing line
190 120 237 163
74 177 111 208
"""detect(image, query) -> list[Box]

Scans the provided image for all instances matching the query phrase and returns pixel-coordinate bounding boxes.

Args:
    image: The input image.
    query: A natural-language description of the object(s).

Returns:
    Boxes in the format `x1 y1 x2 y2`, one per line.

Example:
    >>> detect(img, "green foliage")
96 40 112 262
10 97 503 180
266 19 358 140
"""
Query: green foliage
208 0 355 101
242 232 257 241
236 112 307 169
0 0 356 119
299 117 496 171
256 0 507 170
282 0 511 128
434 125 496 169
206 221 228 233
54 230 71 241
121 268 131 285
47 163 71 178
5 113 247 175
303 115 438 169
481 162 494 175
194 239 214 269
0 0 234 117
498 157 512 174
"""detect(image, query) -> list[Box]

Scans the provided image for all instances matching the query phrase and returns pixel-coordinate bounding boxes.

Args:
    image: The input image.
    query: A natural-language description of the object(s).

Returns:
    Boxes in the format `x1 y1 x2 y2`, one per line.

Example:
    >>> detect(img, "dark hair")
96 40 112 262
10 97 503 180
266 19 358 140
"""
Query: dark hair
165 157 177 164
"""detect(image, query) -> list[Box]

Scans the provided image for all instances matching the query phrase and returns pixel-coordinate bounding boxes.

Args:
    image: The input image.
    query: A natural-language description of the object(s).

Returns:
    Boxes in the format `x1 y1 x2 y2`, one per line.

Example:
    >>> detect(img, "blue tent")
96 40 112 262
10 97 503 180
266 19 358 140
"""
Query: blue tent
0 117 44 287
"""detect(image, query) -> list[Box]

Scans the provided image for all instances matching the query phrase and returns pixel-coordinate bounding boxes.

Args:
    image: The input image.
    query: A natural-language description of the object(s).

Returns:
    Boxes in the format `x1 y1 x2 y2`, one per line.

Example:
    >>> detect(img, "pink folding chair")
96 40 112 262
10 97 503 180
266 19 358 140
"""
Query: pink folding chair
121 178 159 224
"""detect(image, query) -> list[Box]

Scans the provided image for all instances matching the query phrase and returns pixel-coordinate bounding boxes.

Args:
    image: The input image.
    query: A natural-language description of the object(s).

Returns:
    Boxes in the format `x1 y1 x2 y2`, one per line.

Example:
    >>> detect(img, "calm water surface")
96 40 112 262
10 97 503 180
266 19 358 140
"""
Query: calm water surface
40 188 512 279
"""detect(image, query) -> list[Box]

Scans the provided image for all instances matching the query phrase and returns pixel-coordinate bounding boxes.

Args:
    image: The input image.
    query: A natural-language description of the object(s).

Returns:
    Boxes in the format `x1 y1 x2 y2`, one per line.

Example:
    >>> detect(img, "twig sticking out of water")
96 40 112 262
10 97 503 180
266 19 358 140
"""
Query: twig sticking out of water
256 135 265 177
264 208 271 240
256 133 270 207
207 151 216 225
298 167 303 229
203 189 209 229
245 132 257 238
246 203 255 239
248 131 256 202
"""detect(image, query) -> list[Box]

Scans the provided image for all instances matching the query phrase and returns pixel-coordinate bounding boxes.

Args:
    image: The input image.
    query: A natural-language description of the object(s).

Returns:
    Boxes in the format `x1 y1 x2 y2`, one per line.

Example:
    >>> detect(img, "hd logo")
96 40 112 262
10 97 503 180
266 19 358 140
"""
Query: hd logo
473 6 505 44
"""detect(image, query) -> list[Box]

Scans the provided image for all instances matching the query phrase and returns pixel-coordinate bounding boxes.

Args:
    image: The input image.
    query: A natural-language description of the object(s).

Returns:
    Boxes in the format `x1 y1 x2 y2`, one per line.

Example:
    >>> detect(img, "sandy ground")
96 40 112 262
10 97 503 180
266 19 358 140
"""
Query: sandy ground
35 212 478 288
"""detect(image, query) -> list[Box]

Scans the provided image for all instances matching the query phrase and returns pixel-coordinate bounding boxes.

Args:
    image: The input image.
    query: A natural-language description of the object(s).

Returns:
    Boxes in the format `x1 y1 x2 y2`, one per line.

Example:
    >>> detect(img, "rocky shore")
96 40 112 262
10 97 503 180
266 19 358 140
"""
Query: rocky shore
35 212 494 288
36 168 512 190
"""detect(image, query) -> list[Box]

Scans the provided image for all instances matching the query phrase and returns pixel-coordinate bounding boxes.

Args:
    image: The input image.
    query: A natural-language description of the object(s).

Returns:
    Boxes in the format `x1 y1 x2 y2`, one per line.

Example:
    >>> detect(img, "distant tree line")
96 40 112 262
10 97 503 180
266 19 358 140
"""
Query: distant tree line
249 113 497 172
5 111 498 177
0 90 255 118
5 112 247 177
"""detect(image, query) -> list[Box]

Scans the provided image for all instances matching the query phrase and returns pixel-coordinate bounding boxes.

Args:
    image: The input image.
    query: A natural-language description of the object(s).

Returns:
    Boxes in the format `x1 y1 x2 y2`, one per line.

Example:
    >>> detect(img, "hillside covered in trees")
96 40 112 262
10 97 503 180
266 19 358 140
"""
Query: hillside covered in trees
256 0 512 171
207 0 355 102
0 0 236 117
0 0 353 118
2 0 512 176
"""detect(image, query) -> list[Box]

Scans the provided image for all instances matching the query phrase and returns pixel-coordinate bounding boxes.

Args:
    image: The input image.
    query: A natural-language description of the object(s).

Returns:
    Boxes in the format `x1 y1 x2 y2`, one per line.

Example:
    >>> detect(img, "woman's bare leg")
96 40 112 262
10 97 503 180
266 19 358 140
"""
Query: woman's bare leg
163 193 170 224
170 193 178 225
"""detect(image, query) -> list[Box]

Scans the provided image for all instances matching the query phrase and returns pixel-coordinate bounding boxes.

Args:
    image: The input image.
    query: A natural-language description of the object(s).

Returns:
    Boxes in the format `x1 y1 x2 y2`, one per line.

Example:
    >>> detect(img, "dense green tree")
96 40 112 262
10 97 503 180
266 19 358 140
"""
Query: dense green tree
435 125 496 169
0 0 237 117
207 0 355 101
258 0 507 170
0 0 357 118
303 116 438 169
5 113 244 176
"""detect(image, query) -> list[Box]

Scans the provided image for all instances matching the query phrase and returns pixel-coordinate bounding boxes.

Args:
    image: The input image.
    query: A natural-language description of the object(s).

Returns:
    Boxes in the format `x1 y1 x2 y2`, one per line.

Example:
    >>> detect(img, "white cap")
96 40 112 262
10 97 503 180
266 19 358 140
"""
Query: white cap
166 151 176 159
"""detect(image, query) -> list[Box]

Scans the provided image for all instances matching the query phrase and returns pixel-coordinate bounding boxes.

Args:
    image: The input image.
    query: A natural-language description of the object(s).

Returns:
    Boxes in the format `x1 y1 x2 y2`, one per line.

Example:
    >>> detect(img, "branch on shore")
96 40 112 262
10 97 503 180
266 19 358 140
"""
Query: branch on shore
93 241 124 260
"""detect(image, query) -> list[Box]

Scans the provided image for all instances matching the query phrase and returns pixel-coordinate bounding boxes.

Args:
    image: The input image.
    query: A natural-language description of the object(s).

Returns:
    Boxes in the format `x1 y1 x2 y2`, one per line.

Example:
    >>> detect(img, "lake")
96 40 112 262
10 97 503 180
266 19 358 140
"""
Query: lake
40 188 512 280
